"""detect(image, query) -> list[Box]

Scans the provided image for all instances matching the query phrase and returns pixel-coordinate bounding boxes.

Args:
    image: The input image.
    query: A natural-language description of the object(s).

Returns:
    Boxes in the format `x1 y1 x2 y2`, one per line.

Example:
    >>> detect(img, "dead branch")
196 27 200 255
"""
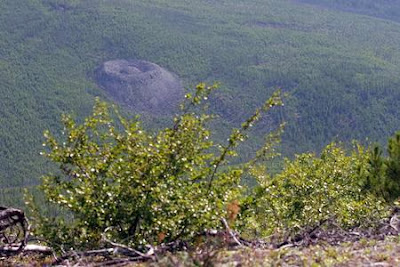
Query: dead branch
276 217 332 248
53 232 155 265
101 233 154 258
52 248 115 265
23 244 53 255
53 247 154 266
221 218 243 247
0 206 28 256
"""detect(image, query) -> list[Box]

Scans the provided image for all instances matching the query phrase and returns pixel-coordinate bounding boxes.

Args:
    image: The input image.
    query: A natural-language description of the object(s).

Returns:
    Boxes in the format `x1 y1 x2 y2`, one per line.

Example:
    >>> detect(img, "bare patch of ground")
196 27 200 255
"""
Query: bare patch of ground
5 236 400 266
95 60 184 115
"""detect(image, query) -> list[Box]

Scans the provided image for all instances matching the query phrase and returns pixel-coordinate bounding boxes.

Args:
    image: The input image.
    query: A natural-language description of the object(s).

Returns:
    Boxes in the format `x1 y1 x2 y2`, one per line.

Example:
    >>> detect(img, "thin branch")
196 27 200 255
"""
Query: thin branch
221 218 243 247
0 207 29 256
207 91 283 192
101 234 152 258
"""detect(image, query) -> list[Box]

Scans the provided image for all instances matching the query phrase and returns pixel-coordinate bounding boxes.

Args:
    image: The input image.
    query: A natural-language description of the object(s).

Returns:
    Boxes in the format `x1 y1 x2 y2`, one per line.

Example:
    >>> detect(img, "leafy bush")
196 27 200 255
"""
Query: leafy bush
239 143 389 241
27 81 395 250
27 83 283 249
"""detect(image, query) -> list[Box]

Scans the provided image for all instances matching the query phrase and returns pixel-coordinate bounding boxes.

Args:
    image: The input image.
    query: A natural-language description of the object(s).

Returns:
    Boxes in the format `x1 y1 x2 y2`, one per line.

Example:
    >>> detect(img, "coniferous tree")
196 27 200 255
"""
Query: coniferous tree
385 132 400 201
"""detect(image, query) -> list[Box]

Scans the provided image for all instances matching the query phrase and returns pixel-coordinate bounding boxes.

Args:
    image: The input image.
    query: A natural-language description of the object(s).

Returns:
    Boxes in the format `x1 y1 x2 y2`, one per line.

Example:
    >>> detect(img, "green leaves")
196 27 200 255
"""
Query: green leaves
27 81 396 251
240 143 388 241
31 84 283 249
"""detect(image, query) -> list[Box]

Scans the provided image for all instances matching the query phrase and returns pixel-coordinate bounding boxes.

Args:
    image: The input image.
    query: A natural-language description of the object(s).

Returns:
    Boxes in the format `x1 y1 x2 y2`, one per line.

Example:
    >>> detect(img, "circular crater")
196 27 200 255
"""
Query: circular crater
95 59 183 115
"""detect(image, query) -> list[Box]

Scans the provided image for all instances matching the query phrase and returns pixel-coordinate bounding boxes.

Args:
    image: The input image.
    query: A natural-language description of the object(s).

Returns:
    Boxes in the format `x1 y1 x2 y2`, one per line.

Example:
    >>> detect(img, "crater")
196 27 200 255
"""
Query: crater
95 59 184 115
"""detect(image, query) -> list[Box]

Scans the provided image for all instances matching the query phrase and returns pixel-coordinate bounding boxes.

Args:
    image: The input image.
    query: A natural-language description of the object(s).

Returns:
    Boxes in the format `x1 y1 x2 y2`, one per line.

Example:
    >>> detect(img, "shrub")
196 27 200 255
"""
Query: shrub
27 83 283 249
239 143 389 241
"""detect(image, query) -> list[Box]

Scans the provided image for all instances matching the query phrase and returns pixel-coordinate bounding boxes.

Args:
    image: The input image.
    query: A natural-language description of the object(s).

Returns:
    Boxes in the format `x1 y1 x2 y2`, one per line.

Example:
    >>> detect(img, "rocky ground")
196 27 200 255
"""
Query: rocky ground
3 237 400 266
3 209 400 266
4 220 400 266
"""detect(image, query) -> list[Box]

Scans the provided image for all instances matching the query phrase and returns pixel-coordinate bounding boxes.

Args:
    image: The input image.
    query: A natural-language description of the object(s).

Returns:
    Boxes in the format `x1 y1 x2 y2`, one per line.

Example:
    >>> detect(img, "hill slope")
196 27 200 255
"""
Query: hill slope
298 0 400 23
2 0 400 204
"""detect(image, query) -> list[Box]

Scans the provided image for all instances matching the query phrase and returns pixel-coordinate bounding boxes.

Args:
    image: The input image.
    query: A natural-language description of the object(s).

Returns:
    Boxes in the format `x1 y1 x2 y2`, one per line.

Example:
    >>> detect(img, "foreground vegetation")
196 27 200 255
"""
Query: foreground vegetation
8 84 396 267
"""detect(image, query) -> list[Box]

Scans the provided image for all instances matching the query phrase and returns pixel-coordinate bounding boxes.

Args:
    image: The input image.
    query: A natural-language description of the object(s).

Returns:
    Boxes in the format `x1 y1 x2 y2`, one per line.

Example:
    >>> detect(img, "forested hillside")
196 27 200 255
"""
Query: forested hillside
299 0 400 23
2 0 400 205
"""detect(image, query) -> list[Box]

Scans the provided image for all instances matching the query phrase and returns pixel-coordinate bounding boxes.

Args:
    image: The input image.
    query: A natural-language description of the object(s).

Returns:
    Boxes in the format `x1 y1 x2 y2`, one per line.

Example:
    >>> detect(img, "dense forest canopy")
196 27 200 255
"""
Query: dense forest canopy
298 0 400 23
2 0 400 205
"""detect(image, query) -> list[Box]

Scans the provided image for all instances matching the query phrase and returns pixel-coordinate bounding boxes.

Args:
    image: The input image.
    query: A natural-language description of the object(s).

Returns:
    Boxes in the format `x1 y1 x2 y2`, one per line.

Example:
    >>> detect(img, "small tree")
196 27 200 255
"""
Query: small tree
362 144 387 199
27 83 283 249
385 132 400 201
365 132 400 202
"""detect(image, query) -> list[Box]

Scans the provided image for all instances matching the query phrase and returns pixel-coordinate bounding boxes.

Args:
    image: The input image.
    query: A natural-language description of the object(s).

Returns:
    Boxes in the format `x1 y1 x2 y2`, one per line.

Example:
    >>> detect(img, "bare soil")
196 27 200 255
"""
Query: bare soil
95 59 184 115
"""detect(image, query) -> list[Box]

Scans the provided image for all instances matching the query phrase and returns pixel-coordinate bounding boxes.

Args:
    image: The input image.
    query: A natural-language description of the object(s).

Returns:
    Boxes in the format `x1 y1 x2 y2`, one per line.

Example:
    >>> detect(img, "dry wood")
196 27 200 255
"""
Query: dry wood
221 218 243 247
23 244 53 254
0 206 28 256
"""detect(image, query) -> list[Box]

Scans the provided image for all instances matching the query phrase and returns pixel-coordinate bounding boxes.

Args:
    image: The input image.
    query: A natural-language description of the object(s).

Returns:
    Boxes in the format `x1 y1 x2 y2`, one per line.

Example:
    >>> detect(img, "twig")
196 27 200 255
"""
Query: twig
221 218 243 247
52 248 115 265
370 263 390 267
276 217 331 248
23 244 53 254
278 243 294 250
93 257 142 267
101 232 154 258
54 235 155 266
